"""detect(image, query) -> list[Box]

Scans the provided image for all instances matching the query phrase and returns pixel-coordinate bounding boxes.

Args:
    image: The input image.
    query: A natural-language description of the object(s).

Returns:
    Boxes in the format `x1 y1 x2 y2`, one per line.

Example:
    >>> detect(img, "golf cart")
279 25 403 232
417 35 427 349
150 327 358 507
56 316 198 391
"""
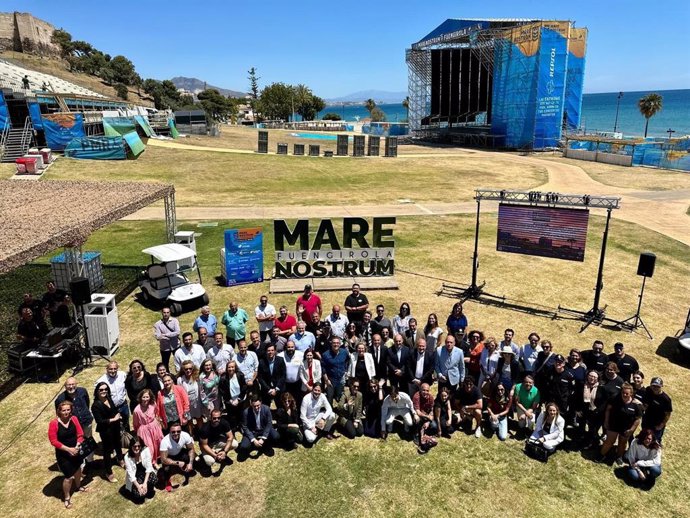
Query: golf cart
678 308 690 360
139 243 208 315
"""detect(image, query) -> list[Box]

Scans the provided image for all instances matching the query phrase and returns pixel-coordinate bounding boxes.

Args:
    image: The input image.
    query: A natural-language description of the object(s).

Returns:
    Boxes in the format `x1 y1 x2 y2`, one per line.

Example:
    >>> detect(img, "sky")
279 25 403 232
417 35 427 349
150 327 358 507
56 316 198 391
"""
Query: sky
6 0 689 98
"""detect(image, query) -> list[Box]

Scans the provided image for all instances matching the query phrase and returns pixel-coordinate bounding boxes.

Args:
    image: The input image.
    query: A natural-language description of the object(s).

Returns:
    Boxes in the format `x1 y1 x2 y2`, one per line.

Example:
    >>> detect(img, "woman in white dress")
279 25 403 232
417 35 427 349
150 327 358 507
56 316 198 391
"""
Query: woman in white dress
177 360 202 435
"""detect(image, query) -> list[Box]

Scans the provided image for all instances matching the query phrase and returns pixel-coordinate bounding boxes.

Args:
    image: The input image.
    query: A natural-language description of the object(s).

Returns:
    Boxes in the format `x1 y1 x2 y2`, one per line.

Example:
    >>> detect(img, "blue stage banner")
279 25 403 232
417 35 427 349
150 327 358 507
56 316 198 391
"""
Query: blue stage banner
533 27 568 149
565 28 587 131
0 91 9 131
223 228 264 286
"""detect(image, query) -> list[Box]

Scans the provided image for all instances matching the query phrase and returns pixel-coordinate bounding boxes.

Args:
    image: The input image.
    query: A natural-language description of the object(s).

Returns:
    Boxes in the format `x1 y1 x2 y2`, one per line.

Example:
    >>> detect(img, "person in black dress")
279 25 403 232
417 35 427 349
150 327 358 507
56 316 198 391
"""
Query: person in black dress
124 359 160 412
362 377 384 438
274 392 303 449
48 401 87 509
92 382 124 482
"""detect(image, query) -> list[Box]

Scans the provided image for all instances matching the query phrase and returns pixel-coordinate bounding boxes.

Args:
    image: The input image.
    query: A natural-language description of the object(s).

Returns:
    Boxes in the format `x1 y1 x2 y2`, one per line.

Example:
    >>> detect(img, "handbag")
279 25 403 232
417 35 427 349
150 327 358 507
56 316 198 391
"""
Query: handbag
525 439 550 462
120 423 134 449
78 436 98 459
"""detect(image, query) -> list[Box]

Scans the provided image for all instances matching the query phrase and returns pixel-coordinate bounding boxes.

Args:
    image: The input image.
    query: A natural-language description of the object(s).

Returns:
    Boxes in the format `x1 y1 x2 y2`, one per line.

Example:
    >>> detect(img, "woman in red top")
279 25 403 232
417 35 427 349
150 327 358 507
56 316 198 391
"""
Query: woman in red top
48 401 86 508
465 330 485 379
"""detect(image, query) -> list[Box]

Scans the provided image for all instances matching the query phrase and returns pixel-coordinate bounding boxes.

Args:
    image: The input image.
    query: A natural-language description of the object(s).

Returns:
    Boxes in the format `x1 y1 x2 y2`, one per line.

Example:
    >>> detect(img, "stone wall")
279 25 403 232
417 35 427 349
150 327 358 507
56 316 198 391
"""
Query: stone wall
0 12 61 56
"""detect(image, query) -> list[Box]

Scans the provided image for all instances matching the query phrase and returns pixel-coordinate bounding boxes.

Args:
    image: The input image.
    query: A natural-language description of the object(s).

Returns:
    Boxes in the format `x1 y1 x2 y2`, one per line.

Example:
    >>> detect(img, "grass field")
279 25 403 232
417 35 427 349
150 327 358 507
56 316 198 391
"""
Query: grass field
11 144 547 207
1 211 689 517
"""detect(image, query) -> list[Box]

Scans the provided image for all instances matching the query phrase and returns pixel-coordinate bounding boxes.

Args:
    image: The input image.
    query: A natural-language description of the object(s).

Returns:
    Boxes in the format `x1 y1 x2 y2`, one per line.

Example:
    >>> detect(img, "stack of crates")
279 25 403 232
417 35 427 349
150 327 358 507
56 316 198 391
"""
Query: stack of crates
50 251 104 291
294 143 305 155
368 136 380 156
309 144 320 156
336 134 349 156
257 131 269 153
353 135 366 157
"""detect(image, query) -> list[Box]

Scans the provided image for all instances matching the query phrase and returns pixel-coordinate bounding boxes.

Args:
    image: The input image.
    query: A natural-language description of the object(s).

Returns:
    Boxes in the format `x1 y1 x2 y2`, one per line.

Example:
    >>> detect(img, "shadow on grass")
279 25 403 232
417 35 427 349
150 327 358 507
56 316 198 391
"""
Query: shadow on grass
42 472 95 501
656 336 690 368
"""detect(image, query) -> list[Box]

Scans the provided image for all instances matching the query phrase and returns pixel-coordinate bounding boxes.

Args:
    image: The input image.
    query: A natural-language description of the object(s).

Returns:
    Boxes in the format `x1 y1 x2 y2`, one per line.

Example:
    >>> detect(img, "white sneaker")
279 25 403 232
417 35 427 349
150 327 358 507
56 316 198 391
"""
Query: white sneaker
474 426 482 438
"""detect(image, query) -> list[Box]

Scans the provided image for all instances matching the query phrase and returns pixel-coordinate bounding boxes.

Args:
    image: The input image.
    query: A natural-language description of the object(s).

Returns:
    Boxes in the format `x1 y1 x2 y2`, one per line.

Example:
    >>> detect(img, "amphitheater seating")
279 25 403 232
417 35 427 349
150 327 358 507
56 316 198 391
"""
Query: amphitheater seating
0 58 106 98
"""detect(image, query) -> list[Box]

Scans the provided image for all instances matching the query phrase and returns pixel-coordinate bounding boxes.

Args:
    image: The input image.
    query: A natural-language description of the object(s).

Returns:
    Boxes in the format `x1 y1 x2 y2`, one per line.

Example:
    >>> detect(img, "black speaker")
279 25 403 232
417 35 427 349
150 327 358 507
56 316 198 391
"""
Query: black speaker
336 134 349 156
385 136 398 157
257 131 268 153
368 136 380 156
70 277 91 305
636 252 656 278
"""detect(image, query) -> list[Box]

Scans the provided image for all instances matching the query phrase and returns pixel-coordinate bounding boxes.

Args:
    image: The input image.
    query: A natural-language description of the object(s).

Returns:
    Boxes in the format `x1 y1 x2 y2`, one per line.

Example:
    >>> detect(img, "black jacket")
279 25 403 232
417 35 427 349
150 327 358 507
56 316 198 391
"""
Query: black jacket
91 397 120 434
219 371 248 407
387 345 412 383
406 349 436 385
370 345 388 381
258 356 287 394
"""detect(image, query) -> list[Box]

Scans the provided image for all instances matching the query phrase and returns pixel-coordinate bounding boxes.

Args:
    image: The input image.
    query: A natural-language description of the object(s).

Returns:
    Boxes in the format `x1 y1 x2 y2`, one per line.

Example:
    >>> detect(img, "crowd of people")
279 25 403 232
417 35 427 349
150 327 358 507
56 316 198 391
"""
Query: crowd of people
17 282 74 348
48 283 672 507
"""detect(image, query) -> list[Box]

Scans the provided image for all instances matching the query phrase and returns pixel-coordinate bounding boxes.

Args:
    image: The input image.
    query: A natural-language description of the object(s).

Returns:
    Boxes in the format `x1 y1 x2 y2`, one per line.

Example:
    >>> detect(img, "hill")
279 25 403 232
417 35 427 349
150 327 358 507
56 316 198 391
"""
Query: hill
328 89 408 103
0 50 154 106
171 76 246 98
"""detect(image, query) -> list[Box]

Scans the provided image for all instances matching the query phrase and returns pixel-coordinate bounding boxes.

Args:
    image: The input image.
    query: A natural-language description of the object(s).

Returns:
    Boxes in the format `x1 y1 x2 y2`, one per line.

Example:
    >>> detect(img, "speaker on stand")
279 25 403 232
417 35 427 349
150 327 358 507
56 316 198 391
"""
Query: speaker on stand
618 252 655 339
69 276 93 370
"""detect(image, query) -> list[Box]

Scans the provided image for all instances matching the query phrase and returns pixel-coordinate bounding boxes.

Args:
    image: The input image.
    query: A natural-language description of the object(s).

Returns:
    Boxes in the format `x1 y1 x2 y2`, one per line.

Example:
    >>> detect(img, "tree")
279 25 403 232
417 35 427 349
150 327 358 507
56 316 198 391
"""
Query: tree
108 55 137 85
365 98 376 114
637 93 663 138
248 67 260 122
114 83 129 100
141 79 183 110
259 82 294 121
197 89 236 121
370 106 387 122
293 84 325 121
402 96 410 121
51 29 73 59
322 112 342 121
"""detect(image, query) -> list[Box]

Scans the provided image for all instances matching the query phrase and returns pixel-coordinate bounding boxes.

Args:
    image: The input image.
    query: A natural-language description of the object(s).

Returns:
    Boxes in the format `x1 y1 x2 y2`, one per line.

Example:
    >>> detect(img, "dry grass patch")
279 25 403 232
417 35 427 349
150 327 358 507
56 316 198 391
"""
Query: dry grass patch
42 146 547 207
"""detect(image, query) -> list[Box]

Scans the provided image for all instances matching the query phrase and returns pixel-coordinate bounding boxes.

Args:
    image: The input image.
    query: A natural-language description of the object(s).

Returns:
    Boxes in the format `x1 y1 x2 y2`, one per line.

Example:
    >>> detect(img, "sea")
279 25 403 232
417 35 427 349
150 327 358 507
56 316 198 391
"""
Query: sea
318 89 690 138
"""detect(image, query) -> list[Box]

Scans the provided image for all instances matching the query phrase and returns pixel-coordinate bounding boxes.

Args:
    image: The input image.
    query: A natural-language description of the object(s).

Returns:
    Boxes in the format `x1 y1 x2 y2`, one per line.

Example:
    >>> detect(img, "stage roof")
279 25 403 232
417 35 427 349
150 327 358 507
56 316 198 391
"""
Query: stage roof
0 179 174 274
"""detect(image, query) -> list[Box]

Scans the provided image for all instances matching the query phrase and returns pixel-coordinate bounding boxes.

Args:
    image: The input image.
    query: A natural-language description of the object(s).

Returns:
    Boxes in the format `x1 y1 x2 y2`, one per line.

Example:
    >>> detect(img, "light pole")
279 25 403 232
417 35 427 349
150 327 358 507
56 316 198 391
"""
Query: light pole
613 91 623 134
667 128 675 139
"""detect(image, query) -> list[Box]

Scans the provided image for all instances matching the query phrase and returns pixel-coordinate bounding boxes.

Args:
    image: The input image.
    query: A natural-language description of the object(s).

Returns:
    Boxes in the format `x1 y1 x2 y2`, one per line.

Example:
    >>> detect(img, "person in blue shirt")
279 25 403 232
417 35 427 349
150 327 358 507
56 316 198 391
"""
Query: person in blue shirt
435 335 465 392
321 337 350 403
192 306 217 335
445 302 468 343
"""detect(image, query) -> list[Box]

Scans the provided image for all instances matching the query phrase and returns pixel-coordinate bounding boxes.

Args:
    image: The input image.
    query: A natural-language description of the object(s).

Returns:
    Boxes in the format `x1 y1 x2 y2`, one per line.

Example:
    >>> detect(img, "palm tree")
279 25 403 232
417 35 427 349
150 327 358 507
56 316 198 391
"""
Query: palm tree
637 93 663 138
402 96 409 121
365 98 376 115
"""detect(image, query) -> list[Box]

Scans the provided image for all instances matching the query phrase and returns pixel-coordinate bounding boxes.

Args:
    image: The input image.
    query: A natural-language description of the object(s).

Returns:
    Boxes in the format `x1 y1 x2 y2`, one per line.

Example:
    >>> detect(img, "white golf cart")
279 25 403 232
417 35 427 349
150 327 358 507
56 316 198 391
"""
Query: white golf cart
678 308 690 360
138 243 208 315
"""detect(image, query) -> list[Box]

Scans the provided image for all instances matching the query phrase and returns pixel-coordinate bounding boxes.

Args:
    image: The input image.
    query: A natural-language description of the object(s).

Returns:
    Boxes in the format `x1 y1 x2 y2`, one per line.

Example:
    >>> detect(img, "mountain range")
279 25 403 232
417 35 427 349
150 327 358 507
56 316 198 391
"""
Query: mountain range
170 77 246 98
326 90 408 104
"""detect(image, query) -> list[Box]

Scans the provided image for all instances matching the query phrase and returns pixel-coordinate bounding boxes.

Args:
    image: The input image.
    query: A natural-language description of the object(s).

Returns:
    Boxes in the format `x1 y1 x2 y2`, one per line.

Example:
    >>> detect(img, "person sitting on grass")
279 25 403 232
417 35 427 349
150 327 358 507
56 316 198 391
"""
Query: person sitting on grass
123 437 157 503
434 385 456 438
454 376 483 438
381 386 418 440
48 401 87 509
510 375 540 437
199 409 238 475
300 382 337 443
362 377 384 438
487 383 511 441
238 396 280 459
274 392 304 450
528 402 565 455
624 428 662 489
159 422 195 492
413 382 437 437
334 378 364 439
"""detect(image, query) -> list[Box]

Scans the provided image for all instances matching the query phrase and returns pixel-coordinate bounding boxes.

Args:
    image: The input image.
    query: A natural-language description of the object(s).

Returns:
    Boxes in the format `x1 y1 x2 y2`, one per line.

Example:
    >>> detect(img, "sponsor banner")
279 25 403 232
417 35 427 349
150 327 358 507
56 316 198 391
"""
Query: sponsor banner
534 27 569 148
224 228 263 286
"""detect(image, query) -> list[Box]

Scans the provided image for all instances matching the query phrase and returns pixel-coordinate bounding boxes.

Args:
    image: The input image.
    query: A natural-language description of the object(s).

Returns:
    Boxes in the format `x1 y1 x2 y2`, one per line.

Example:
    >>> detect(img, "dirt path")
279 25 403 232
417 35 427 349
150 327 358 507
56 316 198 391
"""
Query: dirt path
130 142 690 246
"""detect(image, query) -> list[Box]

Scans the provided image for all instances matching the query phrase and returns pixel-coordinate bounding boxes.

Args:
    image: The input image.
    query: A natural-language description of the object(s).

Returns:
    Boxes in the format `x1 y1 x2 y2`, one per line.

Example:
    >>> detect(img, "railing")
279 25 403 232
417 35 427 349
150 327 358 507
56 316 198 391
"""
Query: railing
20 116 33 152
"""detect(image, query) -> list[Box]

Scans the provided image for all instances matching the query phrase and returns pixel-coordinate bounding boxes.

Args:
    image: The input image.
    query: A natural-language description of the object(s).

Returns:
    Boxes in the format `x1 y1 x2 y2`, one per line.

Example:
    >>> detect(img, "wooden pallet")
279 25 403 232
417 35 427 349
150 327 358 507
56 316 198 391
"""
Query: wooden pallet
269 276 398 294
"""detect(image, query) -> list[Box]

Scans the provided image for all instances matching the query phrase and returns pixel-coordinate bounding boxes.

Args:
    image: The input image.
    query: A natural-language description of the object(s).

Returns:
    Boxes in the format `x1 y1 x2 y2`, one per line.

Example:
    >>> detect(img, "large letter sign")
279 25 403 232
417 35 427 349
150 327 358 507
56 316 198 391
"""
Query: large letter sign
273 217 395 278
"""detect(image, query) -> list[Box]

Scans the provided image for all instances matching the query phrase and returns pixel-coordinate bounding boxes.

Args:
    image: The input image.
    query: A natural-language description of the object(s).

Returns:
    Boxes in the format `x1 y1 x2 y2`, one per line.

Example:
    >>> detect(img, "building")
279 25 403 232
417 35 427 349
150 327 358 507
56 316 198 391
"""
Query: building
406 19 587 150
0 12 62 56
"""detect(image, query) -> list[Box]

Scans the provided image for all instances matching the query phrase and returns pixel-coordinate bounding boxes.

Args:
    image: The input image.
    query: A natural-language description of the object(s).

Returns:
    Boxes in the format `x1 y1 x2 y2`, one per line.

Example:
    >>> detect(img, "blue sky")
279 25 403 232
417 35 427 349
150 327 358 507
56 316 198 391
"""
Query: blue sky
7 0 689 97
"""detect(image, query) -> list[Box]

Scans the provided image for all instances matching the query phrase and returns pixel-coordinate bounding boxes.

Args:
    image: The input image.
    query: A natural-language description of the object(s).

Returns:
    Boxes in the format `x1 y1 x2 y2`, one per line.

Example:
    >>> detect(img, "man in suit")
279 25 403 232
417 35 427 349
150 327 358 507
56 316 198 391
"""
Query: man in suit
258 343 286 407
435 335 465 392
238 396 280 460
407 338 436 397
360 311 382 351
370 333 388 389
387 334 411 393
404 318 421 350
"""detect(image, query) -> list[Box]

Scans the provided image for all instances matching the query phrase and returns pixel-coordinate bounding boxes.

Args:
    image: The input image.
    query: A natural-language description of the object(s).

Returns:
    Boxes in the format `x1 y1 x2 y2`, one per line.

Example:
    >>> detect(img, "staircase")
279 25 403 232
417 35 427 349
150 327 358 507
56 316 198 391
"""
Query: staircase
0 117 33 163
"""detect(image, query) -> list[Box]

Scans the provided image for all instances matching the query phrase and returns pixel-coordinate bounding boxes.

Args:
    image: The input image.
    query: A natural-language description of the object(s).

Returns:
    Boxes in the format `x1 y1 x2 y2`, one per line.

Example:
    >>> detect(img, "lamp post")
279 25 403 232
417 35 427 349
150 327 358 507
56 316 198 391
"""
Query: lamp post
667 128 675 139
613 91 623 134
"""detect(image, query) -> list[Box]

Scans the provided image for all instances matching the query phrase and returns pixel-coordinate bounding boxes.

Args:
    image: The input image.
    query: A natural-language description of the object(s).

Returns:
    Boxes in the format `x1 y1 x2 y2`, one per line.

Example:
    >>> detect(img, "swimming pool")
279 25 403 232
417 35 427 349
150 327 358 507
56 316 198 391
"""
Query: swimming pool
290 132 352 141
